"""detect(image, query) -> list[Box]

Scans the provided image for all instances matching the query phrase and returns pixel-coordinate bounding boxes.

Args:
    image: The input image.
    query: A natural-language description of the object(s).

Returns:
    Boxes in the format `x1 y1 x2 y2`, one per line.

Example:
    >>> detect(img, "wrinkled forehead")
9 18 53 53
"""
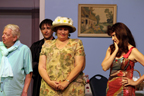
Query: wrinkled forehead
3 28 12 33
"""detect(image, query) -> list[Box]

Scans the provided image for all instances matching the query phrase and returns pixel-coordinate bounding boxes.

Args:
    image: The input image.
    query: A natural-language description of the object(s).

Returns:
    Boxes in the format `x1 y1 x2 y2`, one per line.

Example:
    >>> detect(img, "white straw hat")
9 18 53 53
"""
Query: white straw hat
51 16 76 33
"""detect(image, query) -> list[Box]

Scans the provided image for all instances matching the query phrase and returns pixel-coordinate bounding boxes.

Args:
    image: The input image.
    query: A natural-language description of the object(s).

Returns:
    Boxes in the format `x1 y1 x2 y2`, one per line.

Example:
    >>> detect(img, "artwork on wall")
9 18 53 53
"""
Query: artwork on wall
78 4 117 37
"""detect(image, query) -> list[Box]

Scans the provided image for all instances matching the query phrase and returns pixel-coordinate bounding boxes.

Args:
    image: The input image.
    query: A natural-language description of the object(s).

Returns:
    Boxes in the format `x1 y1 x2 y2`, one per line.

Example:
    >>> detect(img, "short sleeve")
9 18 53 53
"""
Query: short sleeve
40 42 47 56
75 39 85 56
40 40 52 56
23 46 33 74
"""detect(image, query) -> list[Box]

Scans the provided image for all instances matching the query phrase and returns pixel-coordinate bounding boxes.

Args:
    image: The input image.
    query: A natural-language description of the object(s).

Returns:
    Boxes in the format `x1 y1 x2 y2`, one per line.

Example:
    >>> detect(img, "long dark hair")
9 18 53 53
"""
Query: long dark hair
107 22 136 57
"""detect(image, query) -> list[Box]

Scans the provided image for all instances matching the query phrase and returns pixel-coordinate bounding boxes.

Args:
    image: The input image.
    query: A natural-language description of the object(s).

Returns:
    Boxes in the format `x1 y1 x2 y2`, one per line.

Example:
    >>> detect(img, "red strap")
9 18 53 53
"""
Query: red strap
123 47 134 58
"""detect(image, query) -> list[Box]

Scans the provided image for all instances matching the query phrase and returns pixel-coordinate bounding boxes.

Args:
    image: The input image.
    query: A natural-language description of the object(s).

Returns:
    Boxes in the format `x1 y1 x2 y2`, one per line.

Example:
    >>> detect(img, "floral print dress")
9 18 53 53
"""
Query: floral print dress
39 39 85 96
106 47 135 96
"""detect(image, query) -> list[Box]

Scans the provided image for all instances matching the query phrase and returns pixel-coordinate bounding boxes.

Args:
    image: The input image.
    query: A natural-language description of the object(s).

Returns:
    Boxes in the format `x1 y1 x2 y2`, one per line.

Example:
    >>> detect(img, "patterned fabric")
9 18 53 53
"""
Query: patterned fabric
30 39 44 96
106 47 135 96
30 37 55 96
39 39 85 96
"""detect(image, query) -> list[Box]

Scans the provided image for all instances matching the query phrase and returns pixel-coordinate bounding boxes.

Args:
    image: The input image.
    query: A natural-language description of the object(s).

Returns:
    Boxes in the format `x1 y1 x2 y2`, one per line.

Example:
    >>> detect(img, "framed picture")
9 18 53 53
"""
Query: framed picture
78 4 117 37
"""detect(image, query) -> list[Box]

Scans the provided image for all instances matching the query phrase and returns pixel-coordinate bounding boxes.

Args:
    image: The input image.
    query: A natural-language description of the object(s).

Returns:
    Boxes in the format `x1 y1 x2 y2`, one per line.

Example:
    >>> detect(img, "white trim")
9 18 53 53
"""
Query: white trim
39 0 45 39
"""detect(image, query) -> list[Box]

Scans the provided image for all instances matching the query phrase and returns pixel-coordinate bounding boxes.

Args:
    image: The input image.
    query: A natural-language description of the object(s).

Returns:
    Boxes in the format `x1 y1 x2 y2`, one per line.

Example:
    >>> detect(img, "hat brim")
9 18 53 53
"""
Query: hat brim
51 23 76 33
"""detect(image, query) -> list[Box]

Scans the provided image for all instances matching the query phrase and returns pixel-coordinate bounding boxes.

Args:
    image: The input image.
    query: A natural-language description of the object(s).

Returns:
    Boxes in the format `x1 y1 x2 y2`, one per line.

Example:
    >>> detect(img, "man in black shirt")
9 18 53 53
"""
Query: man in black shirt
30 19 55 96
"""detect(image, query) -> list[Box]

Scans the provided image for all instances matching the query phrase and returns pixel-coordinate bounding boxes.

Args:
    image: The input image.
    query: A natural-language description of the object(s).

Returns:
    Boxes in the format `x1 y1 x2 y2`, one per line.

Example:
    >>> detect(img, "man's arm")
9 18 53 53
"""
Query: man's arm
21 72 33 96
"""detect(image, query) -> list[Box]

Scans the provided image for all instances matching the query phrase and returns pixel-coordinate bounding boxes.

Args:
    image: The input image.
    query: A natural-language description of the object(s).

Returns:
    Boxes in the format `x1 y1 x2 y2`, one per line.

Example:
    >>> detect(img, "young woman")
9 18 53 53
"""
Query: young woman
101 22 144 96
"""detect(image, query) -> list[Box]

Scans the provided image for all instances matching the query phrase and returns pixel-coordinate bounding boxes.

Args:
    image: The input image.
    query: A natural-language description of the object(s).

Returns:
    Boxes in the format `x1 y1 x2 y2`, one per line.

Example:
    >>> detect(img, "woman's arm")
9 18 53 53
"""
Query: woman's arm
66 56 85 82
122 48 144 86
101 43 118 71
122 75 144 86
58 56 85 90
132 48 144 66
38 55 59 90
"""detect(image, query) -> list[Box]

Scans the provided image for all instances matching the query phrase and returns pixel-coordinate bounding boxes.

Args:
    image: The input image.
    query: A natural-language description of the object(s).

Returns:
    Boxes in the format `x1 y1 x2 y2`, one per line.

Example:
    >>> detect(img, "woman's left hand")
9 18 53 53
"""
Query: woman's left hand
122 77 137 86
58 81 69 91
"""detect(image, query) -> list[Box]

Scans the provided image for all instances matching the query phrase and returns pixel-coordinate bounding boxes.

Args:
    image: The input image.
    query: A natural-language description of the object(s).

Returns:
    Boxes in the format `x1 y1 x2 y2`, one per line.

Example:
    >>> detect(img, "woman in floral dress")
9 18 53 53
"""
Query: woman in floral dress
38 16 85 96
101 22 144 96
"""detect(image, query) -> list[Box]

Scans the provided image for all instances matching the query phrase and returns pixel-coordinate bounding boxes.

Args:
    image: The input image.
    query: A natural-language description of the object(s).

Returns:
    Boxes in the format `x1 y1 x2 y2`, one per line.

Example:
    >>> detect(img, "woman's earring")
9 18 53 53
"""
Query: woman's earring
69 33 71 37
55 33 57 36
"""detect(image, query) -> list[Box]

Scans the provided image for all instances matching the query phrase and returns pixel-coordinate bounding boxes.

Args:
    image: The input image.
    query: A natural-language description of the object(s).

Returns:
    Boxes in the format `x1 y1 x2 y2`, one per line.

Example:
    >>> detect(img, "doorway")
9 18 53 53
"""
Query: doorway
0 8 39 47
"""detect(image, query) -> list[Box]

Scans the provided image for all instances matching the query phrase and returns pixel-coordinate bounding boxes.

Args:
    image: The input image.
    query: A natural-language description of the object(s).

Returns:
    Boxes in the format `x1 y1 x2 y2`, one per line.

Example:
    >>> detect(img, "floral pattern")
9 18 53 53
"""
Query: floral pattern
39 39 85 96
106 48 135 96
53 16 73 26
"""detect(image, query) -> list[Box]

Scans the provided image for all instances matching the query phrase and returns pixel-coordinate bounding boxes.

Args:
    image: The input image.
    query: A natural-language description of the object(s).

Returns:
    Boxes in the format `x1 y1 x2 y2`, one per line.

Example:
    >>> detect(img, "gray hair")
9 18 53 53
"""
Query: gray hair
4 24 20 39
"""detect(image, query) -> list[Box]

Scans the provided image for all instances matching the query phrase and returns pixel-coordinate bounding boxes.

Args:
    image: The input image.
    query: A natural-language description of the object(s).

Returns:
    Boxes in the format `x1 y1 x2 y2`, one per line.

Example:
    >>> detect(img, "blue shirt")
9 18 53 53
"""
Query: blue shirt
0 41 33 96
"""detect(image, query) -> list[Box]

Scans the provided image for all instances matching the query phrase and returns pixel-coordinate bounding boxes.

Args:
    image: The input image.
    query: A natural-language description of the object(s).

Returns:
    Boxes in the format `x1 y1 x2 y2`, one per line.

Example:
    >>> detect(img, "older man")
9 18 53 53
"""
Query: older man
0 24 33 96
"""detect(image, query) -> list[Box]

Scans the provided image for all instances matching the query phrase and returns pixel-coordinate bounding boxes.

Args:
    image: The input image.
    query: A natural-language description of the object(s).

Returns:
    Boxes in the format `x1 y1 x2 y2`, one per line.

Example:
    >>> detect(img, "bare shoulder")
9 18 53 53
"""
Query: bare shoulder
129 46 144 63
128 44 137 51
131 47 139 54
128 44 138 53
128 44 134 49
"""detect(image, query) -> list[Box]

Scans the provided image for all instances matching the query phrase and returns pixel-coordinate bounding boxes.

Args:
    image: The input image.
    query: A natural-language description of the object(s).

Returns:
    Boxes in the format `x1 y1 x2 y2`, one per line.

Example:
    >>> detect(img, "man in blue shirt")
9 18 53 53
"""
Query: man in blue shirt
0 24 33 96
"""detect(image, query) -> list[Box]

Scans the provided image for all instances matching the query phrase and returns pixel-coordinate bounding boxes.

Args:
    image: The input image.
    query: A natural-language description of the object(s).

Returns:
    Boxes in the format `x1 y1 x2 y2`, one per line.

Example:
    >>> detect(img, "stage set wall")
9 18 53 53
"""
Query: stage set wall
42 0 144 79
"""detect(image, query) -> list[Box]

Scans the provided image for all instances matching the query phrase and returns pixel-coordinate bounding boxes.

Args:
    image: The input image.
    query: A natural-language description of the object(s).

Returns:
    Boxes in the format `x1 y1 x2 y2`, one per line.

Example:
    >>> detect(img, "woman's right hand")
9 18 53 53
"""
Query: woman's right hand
48 81 59 90
114 42 119 51
58 80 70 91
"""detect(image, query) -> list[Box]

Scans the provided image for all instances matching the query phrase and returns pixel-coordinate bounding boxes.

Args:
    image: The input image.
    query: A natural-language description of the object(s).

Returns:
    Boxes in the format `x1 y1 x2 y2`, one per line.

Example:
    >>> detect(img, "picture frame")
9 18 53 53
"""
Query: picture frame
78 4 117 37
